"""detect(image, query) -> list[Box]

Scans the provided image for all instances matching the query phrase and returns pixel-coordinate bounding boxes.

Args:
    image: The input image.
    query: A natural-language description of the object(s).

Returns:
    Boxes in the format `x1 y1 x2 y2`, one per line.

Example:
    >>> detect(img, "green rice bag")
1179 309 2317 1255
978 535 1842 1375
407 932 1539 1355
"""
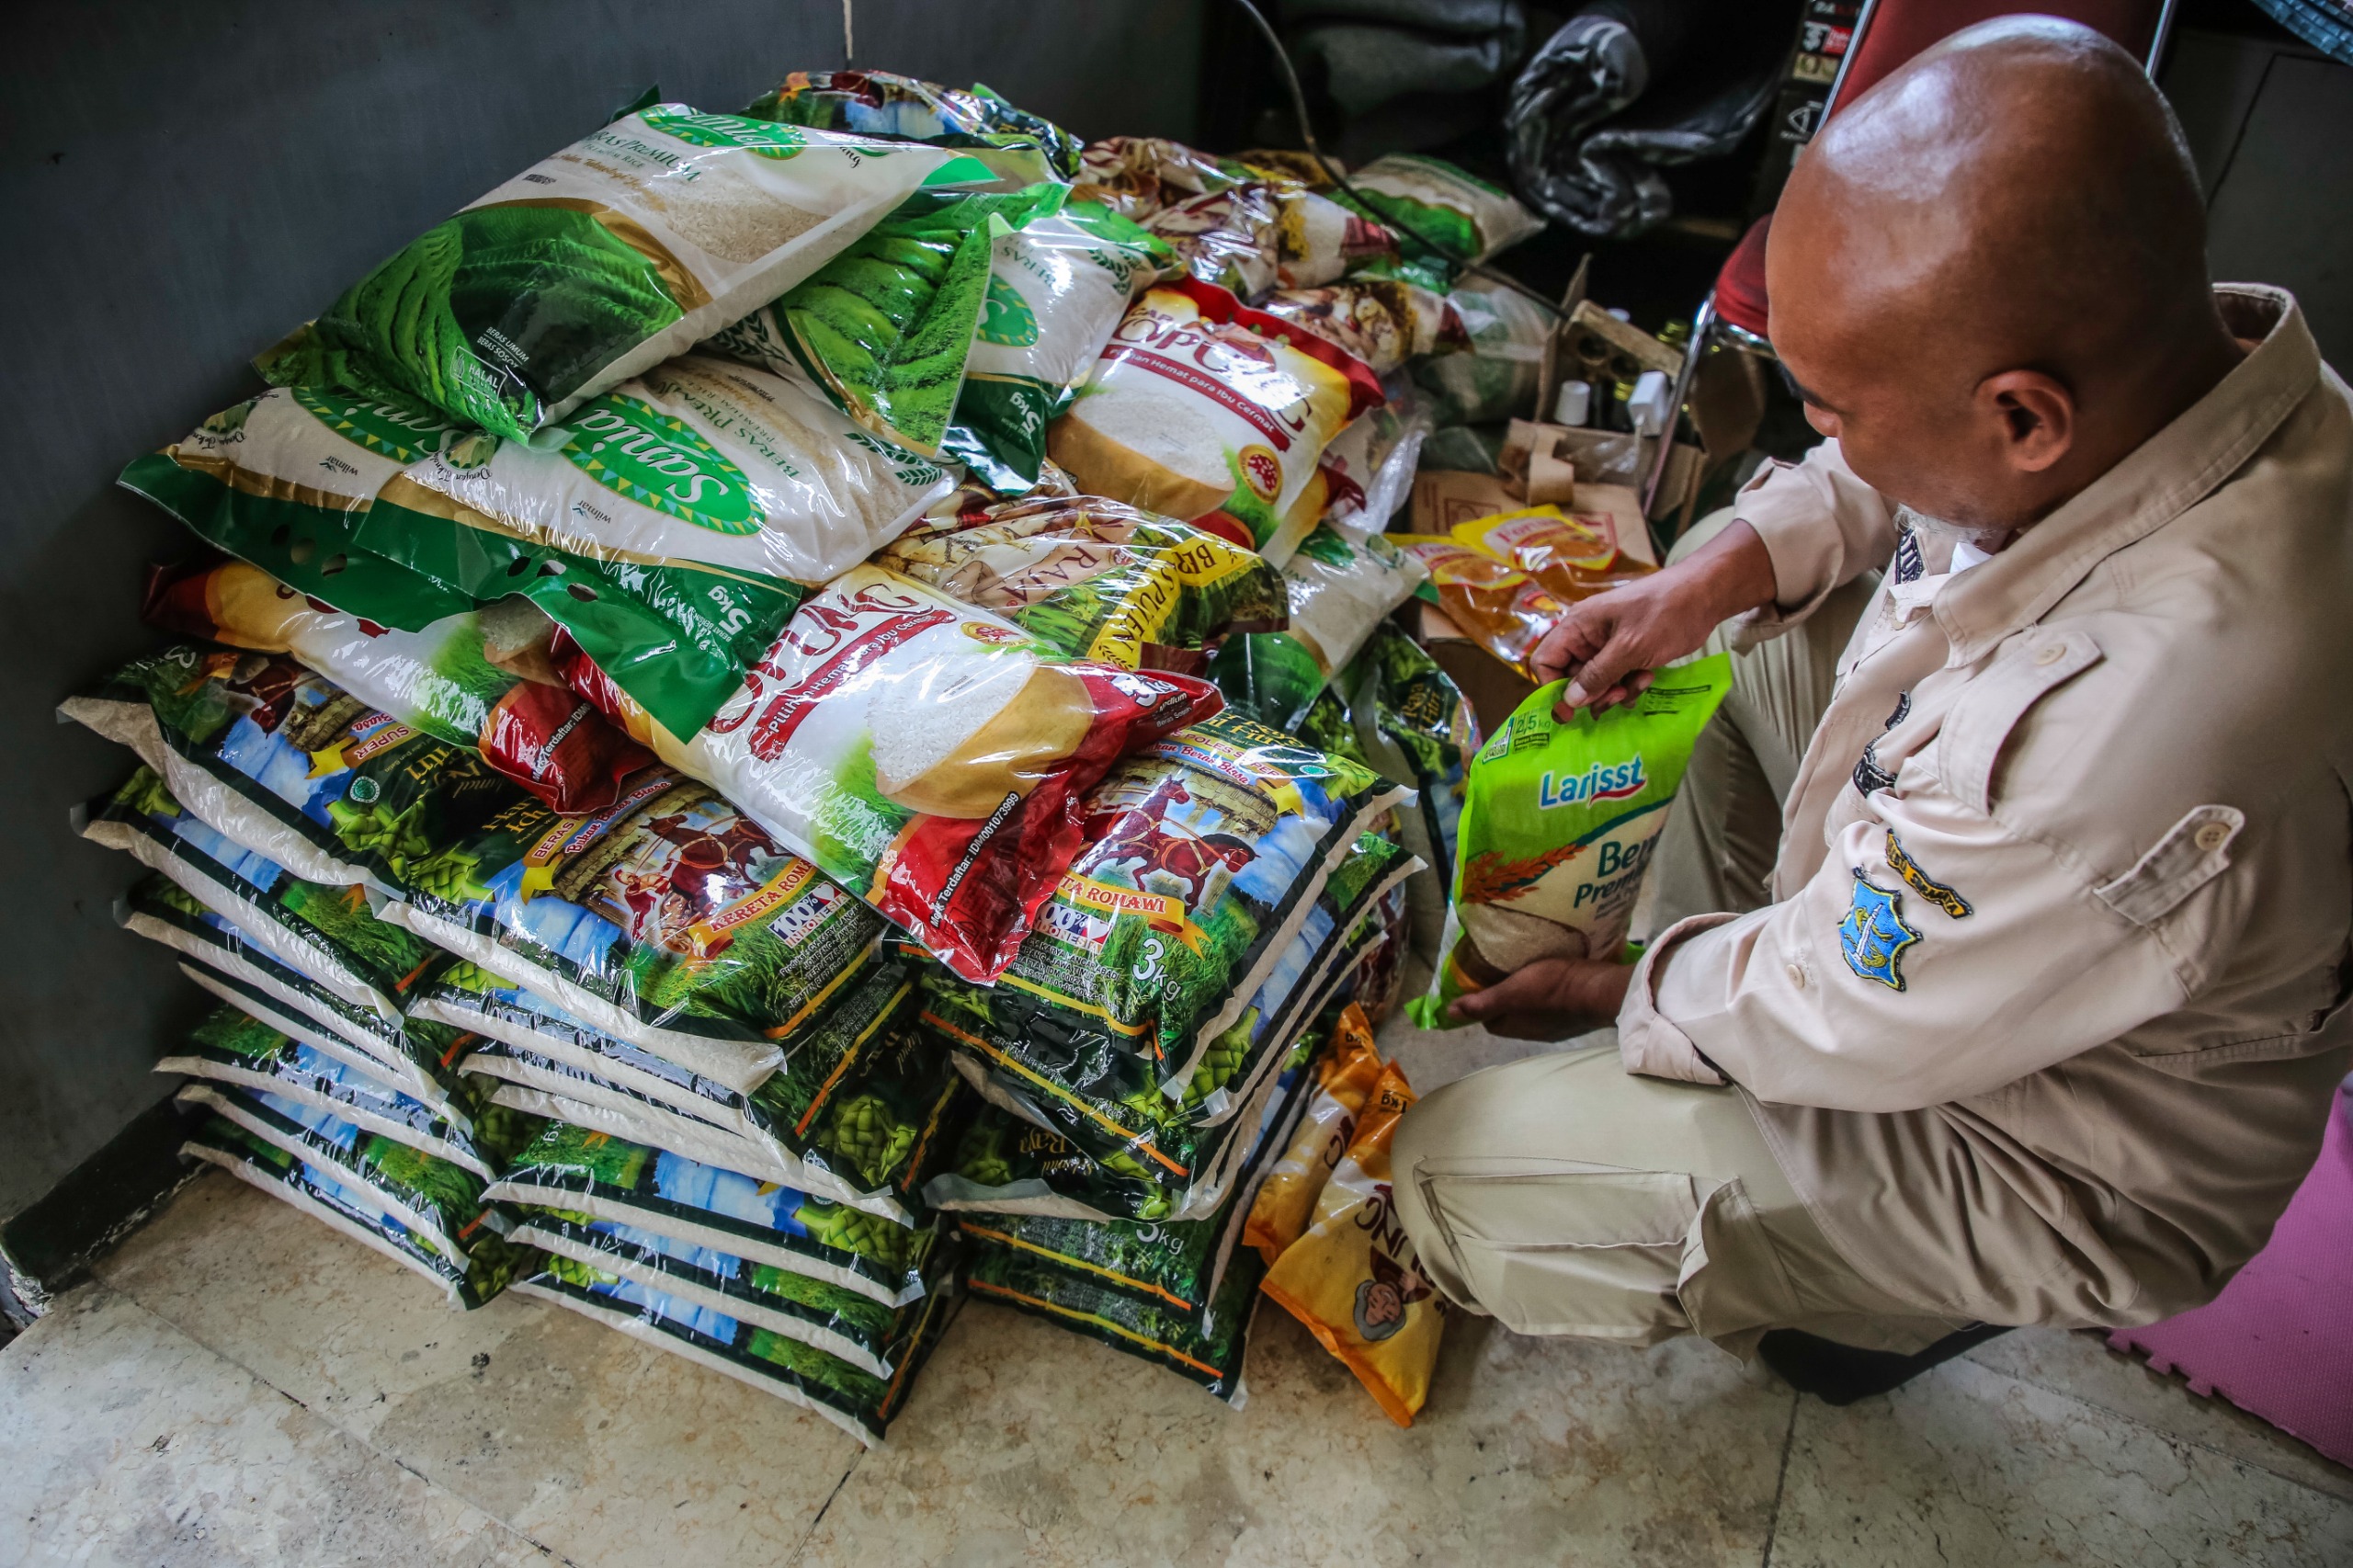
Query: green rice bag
176 1080 507 1269
182 1113 535 1309
517 1254 958 1446
159 1003 533 1179
1333 153 1542 270
875 494 1285 673
509 1208 947 1379
1347 623 1480 957
1409 276 1552 426
486 1121 938 1308
745 70 1081 183
120 875 475 1110
82 769 436 1022
962 1239 1263 1403
260 107 995 442
925 831 1413 1205
938 199 1171 490
706 185 1067 457
448 961 955 1220
917 711 1405 1115
1207 524 1427 734
1409 659 1732 1028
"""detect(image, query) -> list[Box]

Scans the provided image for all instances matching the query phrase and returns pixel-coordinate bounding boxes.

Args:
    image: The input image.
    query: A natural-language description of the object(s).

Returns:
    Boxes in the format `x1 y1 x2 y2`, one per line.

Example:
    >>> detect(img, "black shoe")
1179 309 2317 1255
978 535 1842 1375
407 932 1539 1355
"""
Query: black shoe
1756 1323 2013 1405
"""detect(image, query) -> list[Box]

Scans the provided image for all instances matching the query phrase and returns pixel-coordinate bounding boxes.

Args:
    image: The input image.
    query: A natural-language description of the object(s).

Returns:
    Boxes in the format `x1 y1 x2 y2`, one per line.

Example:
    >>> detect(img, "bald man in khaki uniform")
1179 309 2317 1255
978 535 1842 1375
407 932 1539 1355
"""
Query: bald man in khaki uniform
1391 19 2353 1398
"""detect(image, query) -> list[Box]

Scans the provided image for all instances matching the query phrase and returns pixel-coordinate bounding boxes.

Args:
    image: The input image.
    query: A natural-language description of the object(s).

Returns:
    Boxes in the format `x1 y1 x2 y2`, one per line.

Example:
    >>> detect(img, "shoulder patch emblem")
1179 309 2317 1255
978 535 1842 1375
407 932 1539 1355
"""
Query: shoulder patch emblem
1884 828 1972 918
1839 869 1920 991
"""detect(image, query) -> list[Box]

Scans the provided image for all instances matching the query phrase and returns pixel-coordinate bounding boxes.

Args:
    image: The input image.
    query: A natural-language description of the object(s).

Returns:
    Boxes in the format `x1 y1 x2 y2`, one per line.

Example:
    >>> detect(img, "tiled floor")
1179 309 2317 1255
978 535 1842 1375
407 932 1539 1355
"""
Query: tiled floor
6 1017 2349 1567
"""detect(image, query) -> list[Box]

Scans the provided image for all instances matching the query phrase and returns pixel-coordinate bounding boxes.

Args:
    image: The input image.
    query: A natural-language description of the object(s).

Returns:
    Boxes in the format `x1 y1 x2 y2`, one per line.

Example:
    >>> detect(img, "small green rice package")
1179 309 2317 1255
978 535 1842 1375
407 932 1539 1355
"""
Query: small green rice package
1334 153 1543 269
745 70 1082 184
1409 275 1553 426
962 1239 1264 1403
160 1003 533 1180
510 1209 947 1379
938 200 1172 491
1206 523 1427 733
1347 623 1481 958
516 1253 958 1446
182 1113 535 1309
445 960 956 1221
875 494 1286 673
259 107 998 443
704 185 1066 457
486 1121 938 1308
81 769 436 1022
1410 659 1733 1028
176 1080 516 1276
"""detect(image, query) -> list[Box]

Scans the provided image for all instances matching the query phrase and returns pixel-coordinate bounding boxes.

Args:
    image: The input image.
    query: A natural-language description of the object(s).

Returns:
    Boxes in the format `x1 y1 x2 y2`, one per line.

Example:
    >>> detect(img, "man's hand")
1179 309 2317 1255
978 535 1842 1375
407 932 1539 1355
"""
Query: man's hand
1533 518 1779 716
1449 957 1637 1040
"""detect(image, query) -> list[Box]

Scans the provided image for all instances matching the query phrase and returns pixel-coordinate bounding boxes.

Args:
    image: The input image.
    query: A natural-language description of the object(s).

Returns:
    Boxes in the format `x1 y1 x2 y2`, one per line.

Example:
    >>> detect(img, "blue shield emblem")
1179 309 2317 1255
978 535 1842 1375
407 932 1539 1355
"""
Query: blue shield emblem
1838 869 1920 991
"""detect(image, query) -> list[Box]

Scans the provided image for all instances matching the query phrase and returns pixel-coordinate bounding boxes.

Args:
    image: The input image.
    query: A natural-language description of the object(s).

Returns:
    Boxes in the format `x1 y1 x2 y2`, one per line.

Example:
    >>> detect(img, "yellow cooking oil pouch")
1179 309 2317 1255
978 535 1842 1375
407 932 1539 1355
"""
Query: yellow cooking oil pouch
1244 1003 1381 1266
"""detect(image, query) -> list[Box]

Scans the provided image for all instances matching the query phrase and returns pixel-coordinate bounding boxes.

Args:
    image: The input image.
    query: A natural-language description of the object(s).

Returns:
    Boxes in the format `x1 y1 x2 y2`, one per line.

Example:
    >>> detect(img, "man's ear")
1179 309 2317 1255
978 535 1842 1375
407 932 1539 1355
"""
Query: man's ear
1975 369 2075 473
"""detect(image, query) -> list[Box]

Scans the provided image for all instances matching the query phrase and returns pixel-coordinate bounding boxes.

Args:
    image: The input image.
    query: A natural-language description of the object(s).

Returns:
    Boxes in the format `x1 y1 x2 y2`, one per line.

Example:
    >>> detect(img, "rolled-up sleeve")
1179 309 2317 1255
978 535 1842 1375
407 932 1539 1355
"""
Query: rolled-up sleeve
1618 778 2188 1112
1722 439 1898 649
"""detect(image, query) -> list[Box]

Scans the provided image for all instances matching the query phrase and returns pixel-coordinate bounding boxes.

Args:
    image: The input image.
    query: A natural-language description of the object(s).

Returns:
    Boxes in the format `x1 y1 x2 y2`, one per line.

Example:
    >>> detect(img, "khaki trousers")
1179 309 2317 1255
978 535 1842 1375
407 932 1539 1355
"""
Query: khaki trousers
1388 513 1956 1355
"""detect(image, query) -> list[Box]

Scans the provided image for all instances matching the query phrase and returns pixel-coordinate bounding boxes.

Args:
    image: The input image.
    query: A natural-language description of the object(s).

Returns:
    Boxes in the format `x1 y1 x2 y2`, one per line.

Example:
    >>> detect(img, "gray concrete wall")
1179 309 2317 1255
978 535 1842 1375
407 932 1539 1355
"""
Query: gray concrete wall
0 0 1202 1219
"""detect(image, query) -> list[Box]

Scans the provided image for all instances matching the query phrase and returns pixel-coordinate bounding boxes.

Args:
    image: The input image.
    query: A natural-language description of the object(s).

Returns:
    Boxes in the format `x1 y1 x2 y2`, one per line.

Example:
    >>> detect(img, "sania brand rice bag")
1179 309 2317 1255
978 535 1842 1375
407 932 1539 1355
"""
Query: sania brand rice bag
1047 279 1382 559
1410 659 1732 1028
551 564 1223 984
259 107 997 442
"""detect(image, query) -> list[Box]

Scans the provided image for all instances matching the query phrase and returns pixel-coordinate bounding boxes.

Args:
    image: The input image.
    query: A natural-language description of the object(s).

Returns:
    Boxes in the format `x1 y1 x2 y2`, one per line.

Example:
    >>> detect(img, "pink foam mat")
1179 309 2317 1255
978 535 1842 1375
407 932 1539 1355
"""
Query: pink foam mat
2108 1083 2353 1468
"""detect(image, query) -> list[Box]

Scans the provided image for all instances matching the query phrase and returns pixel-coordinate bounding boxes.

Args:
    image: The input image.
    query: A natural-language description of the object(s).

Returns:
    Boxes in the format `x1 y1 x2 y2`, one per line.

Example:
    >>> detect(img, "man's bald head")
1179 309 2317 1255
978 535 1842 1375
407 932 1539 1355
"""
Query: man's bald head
1766 18 2238 532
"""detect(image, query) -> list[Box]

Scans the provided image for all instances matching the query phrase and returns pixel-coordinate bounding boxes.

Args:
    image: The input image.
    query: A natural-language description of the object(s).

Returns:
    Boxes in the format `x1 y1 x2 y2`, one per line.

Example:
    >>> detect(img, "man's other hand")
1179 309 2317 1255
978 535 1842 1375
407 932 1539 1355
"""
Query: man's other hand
1532 517 1779 717
1449 957 1637 1040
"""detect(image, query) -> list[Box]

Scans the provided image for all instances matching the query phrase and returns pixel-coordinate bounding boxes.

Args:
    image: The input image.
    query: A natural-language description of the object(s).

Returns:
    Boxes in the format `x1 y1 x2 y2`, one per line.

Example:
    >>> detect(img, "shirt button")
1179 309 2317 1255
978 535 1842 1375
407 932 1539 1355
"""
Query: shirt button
2035 643 2066 665
2194 822 2232 853
1785 962 1807 989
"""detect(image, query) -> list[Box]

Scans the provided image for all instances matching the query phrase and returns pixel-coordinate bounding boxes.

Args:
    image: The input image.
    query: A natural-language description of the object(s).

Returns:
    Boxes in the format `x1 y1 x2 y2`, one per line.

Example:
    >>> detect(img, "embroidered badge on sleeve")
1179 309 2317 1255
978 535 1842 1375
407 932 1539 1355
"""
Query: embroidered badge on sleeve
1884 828 1972 918
1838 869 1920 990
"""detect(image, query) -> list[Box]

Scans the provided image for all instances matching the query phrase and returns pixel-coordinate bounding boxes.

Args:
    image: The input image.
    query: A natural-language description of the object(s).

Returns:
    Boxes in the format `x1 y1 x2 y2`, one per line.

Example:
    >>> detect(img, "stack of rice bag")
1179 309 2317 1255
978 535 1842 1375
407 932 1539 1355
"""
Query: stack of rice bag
79 68 1540 1433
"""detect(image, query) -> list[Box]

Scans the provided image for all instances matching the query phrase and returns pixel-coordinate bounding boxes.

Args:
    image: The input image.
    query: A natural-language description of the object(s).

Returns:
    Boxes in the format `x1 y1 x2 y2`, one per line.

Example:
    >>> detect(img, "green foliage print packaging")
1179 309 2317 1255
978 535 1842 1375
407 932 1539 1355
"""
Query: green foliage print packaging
510 1208 951 1380
1410 658 1733 1028
120 876 480 1114
182 1113 535 1310
962 1241 1263 1403
706 184 1067 457
259 106 996 443
517 1250 959 1446
486 1120 939 1309
81 768 436 1022
925 829 1413 1207
160 1003 535 1180
176 1079 513 1273
451 961 961 1221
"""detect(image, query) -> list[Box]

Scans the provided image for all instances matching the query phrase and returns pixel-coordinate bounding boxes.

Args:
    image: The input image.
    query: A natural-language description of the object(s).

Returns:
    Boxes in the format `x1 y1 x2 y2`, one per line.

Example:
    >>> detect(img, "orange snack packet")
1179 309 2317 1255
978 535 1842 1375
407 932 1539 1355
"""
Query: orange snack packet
1243 1003 1382 1266
1260 1061 1447 1426
1391 534 1567 679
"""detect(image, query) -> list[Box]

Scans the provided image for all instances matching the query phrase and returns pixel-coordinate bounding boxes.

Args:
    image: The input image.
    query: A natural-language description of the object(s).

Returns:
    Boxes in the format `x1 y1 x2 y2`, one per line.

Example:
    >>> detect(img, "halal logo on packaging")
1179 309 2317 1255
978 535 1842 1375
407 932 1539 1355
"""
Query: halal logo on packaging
558 395 763 537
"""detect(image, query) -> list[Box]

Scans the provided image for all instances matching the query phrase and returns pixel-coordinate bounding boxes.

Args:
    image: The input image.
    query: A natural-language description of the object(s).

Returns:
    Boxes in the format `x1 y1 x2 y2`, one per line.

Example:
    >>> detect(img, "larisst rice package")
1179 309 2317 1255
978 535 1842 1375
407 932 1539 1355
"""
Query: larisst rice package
1047 279 1382 558
259 107 998 442
1410 658 1732 1028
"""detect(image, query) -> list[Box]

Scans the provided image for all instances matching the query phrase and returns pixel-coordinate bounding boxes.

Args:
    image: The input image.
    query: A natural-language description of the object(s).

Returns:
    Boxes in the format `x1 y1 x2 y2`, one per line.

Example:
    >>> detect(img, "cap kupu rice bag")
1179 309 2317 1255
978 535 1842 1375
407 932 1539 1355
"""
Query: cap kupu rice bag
1244 1002 1381 1265
876 494 1285 673
1409 658 1732 1028
552 563 1222 984
1259 1060 1444 1426
259 107 995 442
1047 280 1382 556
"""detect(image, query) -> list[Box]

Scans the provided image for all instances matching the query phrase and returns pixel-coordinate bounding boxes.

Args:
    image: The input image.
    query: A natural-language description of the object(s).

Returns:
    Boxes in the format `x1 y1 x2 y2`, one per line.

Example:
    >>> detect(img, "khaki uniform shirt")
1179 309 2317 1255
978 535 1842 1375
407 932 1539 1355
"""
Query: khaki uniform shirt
1616 287 2353 1327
